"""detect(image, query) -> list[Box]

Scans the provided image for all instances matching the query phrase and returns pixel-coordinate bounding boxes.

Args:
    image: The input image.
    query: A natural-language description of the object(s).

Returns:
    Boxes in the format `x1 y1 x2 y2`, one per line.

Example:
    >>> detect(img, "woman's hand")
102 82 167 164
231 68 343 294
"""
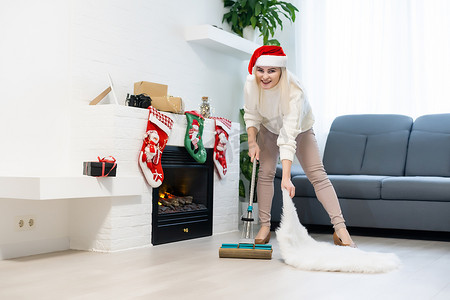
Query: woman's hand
247 126 259 162
281 159 295 198
281 178 295 198
248 140 260 162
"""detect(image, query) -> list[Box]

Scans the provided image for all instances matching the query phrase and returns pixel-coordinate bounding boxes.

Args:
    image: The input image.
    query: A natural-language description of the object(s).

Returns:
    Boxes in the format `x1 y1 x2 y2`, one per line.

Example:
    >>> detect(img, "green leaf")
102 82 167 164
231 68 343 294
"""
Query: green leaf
264 16 277 36
279 2 298 22
240 108 246 123
240 133 248 144
261 18 269 41
279 11 290 20
222 11 232 23
240 150 252 181
255 2 262 16
224 0 235 8
248 0 257 10
266 39 280 46
286 2 299 14
250 16 257 28
239 180 245 198
245 13 252 27
235 27 244 37
231 11 238 27
272 10 283 27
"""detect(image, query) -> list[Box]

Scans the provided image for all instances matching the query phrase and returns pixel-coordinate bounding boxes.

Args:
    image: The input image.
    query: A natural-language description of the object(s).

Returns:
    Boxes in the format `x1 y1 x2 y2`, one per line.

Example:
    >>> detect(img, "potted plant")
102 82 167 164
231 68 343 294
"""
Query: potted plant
222 0 299 45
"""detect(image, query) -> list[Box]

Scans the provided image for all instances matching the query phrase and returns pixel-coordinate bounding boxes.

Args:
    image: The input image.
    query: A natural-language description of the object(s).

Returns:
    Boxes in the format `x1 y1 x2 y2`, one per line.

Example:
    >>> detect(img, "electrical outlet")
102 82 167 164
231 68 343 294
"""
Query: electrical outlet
15 215 36 231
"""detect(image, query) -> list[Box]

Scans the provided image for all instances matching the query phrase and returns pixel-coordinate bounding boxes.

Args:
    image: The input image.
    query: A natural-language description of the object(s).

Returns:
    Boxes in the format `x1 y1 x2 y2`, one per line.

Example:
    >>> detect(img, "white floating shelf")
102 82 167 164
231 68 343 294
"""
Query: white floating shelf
185 24 259 59
0 176 144 200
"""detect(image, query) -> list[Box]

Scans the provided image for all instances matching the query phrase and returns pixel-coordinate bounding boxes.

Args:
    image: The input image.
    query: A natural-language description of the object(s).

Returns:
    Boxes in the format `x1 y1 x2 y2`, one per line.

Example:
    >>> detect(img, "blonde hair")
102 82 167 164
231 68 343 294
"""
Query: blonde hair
252 66 291 116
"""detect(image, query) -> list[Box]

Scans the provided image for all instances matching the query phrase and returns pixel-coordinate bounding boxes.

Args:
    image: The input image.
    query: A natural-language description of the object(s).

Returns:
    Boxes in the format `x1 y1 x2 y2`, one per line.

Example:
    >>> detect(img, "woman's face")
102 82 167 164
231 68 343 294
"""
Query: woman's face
255 66 282 89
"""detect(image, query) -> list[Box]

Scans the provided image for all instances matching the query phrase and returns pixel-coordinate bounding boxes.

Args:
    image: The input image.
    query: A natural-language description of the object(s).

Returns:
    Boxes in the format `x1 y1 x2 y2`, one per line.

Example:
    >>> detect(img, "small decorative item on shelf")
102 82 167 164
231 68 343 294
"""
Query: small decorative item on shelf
200 96 211 118
83 156 117 177
134 81 184 114
125 93 152 109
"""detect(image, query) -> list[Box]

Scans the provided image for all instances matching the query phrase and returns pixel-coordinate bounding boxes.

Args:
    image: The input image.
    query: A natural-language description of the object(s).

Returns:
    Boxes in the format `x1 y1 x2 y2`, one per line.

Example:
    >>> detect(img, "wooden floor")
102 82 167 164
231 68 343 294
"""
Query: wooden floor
1 231 449 300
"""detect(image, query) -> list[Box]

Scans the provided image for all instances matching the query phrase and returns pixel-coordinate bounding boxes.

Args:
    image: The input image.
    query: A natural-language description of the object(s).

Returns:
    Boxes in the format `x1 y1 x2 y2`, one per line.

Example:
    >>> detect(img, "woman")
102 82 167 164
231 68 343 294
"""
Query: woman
244 45 356 247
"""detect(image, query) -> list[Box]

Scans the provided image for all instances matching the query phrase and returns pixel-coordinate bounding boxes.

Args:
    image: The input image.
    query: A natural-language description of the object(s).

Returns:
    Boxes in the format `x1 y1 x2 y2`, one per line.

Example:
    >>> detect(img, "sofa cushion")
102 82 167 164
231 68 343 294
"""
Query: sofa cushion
406 114 450 177
292 174 387 200
360 131 411 175
323 114 413 176
291 175 316 197
322 132 367 175
382 176 450 202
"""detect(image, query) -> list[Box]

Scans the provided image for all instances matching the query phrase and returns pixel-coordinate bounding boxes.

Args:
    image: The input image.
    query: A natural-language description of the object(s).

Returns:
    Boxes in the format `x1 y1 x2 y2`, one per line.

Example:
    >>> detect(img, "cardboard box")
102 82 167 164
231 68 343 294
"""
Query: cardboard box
134 81 184 114
134 81 167 97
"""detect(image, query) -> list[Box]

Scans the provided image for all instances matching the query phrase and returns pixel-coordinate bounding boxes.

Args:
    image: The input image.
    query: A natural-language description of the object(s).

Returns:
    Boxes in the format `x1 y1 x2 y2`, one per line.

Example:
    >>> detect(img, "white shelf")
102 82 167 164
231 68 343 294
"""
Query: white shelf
185 24 259 59
0 176 144 200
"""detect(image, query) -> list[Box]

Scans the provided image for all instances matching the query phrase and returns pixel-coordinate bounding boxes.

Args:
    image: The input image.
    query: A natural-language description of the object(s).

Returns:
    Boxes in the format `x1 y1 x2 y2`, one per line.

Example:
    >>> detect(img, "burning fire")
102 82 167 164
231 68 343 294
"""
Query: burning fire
157 190 202 214
160 191 177 199
158 191 177 206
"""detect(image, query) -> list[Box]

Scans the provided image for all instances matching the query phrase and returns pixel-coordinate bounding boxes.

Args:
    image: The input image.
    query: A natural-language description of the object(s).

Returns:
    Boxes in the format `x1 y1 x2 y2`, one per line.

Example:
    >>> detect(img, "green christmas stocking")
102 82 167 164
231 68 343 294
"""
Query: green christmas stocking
184 110 207 163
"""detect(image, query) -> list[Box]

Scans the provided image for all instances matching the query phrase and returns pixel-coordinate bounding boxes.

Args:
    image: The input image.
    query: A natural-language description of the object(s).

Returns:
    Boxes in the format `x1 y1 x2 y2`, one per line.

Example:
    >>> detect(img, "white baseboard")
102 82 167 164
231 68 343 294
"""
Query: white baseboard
0 237 70 260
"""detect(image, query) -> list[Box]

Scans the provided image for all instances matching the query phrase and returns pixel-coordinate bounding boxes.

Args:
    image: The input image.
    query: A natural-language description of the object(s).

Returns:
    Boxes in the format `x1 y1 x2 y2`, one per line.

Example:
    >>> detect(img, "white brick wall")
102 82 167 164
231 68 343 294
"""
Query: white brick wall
70 105 239 252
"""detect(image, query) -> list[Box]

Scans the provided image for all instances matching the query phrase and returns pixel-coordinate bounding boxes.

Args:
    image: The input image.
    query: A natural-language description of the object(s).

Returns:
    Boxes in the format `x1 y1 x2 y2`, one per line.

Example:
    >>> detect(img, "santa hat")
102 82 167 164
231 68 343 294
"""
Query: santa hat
248 45 287 74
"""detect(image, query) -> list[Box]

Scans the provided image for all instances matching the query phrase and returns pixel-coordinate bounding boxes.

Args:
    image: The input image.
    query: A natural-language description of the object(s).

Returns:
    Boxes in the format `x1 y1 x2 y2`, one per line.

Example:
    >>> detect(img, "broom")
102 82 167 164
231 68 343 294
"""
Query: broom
219 159 272 259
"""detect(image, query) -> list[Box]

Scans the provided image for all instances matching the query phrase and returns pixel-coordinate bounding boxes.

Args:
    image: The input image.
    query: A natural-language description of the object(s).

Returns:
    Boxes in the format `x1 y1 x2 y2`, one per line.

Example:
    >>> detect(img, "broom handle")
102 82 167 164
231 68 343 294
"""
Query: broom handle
243 159 257 240
248 159 257 209
244 158 256 239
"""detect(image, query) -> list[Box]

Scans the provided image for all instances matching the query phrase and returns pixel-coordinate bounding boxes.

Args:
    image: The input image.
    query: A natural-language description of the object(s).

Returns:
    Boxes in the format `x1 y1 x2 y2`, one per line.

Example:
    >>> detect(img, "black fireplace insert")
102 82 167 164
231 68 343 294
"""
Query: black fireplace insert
152 146 213 245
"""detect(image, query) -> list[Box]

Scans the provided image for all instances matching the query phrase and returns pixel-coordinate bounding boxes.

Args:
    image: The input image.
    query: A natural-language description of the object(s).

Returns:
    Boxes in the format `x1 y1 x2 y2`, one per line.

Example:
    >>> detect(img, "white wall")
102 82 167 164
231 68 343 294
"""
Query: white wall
0 0 71 177
0 0 245 258
0 0 246 177
0 0 72 259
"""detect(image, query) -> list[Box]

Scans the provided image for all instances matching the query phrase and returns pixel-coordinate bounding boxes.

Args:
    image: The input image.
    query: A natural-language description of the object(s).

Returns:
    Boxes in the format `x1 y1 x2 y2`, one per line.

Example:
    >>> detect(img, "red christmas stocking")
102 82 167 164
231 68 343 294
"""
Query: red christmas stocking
211 117 231 178
139 106 174 187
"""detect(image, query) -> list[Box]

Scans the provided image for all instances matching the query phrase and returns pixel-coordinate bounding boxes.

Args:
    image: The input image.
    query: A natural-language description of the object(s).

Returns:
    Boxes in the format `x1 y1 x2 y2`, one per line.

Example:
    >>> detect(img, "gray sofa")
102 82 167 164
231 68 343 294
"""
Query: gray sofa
271 114 450 232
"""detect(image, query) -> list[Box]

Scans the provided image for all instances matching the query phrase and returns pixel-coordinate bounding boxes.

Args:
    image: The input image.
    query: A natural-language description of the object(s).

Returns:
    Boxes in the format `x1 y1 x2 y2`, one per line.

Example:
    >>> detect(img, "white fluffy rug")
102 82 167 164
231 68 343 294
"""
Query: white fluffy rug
276 190 401 273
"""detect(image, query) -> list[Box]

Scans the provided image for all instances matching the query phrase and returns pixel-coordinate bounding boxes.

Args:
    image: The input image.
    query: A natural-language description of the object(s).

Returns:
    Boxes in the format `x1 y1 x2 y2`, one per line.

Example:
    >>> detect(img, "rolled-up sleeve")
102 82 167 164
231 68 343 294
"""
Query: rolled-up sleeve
277 89 305 162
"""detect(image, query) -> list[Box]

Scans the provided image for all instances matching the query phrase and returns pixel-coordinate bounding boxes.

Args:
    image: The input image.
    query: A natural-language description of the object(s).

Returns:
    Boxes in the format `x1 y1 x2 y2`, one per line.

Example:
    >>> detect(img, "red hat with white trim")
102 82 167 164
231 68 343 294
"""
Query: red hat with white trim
248 45 287 74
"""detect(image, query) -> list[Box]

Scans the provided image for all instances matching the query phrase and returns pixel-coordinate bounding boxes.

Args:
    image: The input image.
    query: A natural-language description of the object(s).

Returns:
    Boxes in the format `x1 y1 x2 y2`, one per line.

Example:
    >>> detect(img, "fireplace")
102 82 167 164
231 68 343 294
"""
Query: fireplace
152 146 214 245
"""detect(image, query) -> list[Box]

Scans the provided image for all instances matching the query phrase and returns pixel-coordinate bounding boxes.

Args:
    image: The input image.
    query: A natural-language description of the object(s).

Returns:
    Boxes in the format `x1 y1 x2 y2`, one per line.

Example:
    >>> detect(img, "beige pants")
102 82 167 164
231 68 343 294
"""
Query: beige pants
256 126 346 230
